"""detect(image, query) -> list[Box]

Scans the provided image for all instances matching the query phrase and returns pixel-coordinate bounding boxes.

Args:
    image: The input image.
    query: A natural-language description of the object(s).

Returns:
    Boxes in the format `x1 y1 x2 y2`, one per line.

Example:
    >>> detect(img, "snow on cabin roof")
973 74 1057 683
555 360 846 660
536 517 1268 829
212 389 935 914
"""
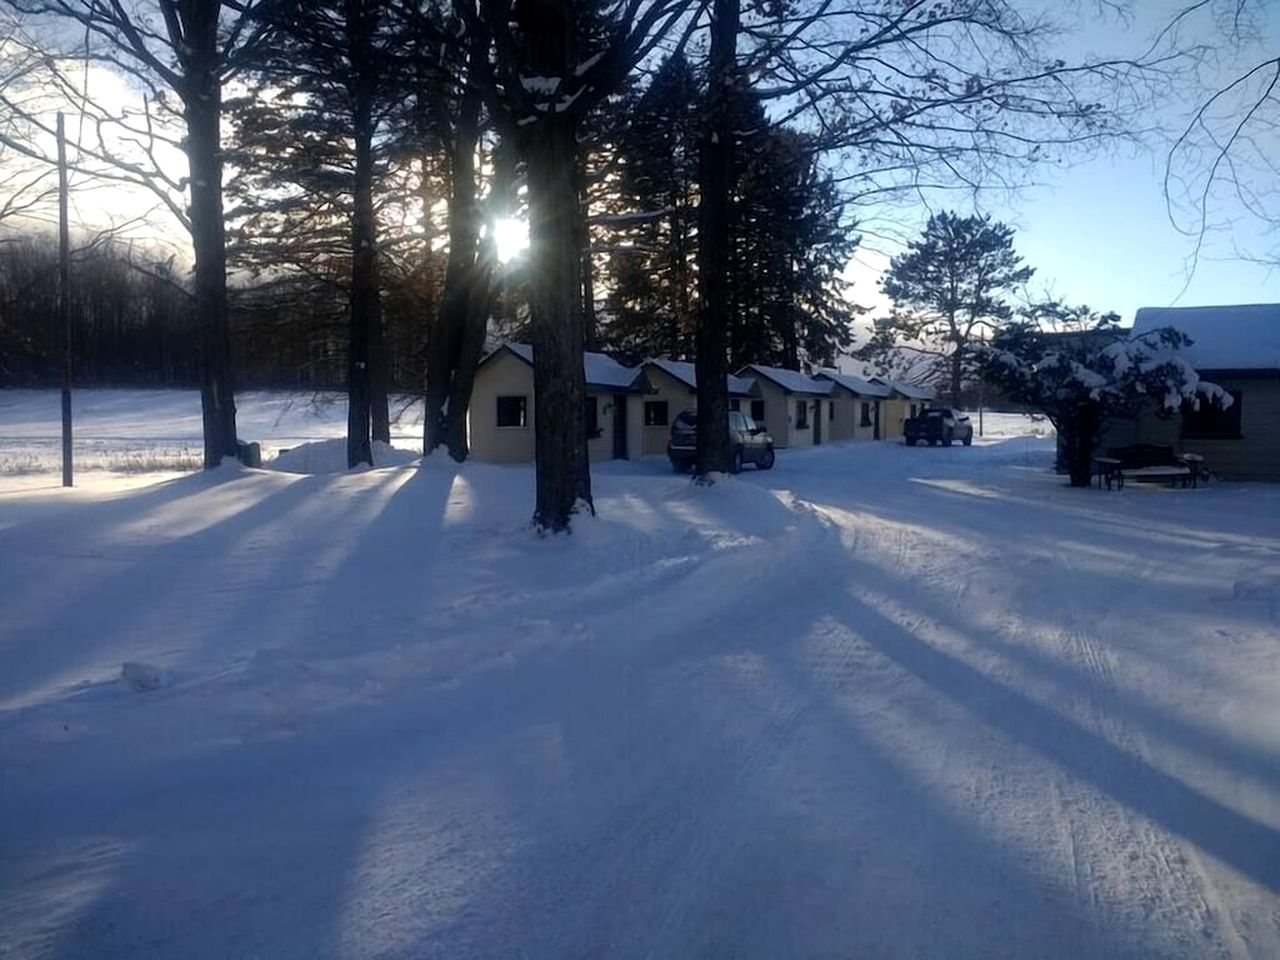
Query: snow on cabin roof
497 343 639 390
737 364 833 396
645 358 757 396
1131 304 1280 372
872 377 935 401
814 370 892 398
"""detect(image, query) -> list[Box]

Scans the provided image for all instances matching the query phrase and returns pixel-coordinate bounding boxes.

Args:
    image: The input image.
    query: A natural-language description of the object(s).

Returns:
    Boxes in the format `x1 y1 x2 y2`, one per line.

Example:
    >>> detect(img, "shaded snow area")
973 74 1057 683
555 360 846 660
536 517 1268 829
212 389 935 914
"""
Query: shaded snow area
2 408 1279 959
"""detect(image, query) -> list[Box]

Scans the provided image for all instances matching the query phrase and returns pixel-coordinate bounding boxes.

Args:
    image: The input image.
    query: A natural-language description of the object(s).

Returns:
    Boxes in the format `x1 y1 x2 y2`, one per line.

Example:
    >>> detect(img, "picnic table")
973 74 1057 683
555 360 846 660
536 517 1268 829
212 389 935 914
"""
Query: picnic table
1093 444 1204 490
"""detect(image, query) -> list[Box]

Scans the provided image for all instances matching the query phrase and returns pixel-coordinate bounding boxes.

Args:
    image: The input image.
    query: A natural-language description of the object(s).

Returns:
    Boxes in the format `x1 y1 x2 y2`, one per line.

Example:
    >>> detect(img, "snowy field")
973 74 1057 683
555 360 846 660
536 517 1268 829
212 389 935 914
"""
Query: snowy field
0 388 427 489
1 390 1278 959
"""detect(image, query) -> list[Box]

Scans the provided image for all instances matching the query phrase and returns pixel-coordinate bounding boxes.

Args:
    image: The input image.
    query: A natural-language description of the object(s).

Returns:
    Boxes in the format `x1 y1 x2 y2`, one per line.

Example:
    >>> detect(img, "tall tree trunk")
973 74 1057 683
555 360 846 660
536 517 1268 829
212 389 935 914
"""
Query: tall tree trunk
1063 403 1100 488
949 342 965 407
577 158 597 351
443 128 512 461
184 72 237 469
525 113 591 530
428 71 483 456
370 316 390 443
346 1 378 468
694 0 739 478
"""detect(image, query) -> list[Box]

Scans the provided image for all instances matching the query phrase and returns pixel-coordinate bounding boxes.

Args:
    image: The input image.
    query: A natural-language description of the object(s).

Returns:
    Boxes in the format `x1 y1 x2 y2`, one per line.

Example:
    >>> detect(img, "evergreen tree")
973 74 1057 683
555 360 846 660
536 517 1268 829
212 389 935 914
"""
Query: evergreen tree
859 212 1033 404
228 0 406 466
982 304 1233 487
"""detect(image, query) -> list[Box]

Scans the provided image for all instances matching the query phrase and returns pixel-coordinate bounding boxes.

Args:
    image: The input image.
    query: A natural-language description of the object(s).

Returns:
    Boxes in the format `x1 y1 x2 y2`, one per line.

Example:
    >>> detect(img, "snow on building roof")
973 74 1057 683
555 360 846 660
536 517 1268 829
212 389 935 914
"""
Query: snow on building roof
814 369 892 398
737 364 833 396
872 377 935 401
1131 304 1280 372
645 358 757 396
499 343 639 390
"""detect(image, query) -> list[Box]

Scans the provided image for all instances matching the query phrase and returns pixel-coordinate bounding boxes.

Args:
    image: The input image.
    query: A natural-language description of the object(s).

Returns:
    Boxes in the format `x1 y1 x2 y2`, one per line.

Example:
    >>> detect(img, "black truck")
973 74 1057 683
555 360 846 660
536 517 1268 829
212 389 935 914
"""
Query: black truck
904 407 974 447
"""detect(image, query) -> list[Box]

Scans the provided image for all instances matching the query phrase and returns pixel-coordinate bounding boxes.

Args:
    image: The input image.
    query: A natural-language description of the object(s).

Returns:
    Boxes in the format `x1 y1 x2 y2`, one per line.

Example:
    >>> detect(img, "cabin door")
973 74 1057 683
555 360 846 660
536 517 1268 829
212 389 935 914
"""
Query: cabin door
612 395 629 459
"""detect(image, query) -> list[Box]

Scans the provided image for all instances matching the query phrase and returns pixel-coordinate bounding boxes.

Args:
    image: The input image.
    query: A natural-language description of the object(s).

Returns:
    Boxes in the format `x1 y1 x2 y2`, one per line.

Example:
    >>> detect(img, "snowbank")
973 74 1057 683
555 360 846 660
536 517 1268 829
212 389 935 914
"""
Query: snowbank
266 438 419 474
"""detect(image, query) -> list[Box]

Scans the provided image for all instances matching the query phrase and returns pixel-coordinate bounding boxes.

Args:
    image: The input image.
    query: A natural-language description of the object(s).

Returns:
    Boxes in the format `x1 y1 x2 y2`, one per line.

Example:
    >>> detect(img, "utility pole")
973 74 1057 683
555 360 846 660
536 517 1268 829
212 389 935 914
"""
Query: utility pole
57 112 73 487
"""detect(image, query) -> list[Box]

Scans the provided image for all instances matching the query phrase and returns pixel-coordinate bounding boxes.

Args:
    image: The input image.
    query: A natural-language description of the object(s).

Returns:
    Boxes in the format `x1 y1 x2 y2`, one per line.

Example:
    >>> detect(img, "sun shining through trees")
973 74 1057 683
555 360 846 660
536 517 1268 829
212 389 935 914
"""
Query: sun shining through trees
492 216 529 265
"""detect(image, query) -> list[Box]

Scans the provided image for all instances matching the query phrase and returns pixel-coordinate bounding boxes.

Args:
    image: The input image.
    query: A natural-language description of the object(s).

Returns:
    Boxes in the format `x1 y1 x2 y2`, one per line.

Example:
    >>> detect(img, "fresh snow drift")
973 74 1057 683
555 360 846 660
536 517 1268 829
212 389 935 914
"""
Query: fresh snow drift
1 392 1277 959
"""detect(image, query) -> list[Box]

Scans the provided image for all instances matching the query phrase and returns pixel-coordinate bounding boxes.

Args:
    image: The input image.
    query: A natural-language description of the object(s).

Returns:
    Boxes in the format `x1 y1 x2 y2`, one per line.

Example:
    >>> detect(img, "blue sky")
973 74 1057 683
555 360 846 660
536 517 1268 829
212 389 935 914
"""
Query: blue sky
844 2 1280 328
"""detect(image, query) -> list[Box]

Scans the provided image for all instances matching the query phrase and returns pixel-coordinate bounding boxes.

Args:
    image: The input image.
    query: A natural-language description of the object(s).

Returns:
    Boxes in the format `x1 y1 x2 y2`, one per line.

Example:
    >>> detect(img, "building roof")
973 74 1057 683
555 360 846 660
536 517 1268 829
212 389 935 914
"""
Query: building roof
494 342 639 391
1131 304 1280 372
814 369 892 398
873 377 935 401
737 364 833 396
643 358 757 397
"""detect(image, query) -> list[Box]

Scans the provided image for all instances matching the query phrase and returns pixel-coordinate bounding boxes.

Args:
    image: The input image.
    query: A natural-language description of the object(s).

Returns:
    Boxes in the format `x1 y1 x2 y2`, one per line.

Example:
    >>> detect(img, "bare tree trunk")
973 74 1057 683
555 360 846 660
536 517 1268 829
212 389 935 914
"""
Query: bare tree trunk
349 0 387 461
428 69 483 456
949 342 965 407
525 112 591 530
346 1 378 468
370 314 390 443
577 158 597 351
184 71 237 469
694 0 738 478
443 128 514 461
1063 404 1101 488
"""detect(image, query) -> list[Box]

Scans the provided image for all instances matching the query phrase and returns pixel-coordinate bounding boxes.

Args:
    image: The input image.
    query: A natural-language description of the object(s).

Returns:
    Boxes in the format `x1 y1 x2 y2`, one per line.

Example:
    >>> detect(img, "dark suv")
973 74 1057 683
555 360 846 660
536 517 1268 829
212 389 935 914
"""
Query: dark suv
904 407 974 446
668 409 776 473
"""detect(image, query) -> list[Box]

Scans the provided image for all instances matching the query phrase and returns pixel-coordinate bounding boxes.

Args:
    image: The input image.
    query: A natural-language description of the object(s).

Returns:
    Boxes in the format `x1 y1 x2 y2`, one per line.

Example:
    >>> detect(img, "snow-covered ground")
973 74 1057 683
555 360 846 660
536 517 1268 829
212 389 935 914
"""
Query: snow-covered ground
0 388 425 488
2 391 1277 959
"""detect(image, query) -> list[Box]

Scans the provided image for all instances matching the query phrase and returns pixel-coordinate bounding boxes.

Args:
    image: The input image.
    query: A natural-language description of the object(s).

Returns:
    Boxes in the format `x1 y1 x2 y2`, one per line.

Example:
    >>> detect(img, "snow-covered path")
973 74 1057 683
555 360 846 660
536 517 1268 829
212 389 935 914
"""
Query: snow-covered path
2 429 1278 958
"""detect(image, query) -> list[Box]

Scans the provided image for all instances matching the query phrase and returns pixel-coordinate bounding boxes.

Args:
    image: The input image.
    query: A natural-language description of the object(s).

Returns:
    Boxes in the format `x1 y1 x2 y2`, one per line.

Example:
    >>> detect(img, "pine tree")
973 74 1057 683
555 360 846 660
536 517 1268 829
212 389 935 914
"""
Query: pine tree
860 213 1033 404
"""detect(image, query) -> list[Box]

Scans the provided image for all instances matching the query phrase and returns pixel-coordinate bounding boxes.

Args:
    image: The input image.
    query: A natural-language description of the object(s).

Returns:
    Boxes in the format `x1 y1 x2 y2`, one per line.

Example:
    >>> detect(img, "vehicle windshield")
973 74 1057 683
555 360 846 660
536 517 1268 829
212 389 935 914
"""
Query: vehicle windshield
674 410 697 427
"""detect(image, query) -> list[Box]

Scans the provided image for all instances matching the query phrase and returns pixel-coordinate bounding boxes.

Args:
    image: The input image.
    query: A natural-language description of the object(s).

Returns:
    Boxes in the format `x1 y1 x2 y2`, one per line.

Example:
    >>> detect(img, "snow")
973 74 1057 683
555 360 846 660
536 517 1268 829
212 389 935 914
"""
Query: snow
738 363 834 396
645 358 757 396
266 439 419 475
0 388 425 481
1132 303 1280 371
499 342 639 390
815 368 893 398
876 376 936 400
2 393 1279 959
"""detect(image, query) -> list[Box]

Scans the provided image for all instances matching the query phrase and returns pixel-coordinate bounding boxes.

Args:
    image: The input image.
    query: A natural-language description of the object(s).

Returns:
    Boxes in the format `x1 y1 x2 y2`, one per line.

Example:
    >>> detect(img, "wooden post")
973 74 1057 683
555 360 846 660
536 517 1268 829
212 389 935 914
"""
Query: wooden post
57 112 73 487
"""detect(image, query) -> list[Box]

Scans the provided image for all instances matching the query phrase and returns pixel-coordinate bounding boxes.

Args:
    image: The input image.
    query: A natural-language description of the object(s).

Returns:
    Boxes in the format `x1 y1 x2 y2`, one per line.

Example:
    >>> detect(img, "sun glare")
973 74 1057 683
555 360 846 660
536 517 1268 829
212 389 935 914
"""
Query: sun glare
493 217 529 264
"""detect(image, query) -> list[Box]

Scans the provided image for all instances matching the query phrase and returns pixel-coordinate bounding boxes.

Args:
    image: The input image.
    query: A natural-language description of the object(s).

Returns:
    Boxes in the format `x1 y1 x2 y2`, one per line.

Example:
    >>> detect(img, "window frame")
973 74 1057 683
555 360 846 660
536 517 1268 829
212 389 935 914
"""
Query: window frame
750 400 766 423
1182 389 1243 440
795 398 810 429
585 395 600 438
496 394 528 429
644 399 669 428
860 402 872 428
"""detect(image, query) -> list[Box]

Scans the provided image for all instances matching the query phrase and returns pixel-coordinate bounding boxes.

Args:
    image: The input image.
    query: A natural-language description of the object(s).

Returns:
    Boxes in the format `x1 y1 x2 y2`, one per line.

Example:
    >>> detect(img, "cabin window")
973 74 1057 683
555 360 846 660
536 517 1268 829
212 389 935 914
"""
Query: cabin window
496 395 527 428
861 402 873 427
1183 389 1243 439
644 400 669 427
751 400 765 423
729 398 740 411
585 396 600 437
828 402 835 421
795 399 810 429
909 403 919 419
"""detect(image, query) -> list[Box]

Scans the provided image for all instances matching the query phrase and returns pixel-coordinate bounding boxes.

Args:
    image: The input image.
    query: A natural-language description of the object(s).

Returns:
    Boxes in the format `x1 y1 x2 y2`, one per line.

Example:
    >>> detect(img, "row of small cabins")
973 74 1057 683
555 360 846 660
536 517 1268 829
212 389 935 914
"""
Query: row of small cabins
469 305 1280 479
468 343 935 464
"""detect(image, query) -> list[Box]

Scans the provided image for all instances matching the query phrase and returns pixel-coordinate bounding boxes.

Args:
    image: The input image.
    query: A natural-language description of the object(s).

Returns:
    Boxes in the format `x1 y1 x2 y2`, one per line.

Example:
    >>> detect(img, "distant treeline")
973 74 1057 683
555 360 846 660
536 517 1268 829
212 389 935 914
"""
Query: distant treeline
0 232 437 391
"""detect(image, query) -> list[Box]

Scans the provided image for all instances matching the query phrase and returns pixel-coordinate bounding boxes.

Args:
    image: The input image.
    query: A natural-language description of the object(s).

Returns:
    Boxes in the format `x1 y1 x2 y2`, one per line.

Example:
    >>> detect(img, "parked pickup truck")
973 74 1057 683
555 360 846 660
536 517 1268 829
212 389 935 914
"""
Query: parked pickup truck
904 407 974 447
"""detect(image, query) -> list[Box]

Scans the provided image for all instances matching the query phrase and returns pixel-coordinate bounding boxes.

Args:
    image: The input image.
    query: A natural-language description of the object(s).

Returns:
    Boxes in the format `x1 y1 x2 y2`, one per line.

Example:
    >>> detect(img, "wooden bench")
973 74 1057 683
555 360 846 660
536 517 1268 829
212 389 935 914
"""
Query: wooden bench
1093 444 1203 490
